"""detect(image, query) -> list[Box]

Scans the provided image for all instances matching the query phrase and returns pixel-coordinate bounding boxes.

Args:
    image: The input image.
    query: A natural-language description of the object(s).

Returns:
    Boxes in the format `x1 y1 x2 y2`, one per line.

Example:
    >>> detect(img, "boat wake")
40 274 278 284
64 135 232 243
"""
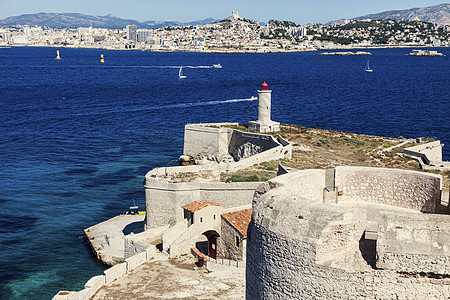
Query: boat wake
71 97 257 118
104 65 217 69
152 97 257 110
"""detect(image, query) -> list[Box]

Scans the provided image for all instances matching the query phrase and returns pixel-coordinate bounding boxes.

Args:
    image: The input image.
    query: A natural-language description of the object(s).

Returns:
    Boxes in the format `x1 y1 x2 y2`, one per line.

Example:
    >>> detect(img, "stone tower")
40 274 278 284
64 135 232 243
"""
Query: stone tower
249 82 280 133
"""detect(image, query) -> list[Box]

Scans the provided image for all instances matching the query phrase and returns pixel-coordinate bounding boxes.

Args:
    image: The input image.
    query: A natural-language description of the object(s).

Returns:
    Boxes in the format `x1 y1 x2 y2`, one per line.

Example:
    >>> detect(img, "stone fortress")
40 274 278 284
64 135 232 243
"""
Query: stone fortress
55 82 450 299
247 167 450 299
139 82 290 261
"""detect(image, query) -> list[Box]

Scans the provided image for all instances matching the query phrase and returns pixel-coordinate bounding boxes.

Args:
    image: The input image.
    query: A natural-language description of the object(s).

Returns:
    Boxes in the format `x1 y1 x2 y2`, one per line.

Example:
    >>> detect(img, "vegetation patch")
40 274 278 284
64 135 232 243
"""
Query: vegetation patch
340 136 370 147
227 173 276 182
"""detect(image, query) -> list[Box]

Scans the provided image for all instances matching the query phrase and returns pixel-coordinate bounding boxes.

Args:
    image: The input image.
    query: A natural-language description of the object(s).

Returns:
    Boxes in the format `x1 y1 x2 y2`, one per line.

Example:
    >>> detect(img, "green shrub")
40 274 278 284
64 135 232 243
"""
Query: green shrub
340 136 370 147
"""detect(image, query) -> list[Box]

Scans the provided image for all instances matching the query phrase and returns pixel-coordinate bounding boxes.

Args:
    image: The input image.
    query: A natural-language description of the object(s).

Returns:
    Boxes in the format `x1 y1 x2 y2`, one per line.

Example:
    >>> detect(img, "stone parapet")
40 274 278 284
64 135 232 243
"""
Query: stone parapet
247 167 450 299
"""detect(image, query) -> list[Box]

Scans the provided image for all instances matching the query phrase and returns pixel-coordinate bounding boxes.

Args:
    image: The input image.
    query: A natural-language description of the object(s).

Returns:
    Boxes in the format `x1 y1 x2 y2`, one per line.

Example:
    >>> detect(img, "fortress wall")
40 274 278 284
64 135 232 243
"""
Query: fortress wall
246 222 450 300
315 209 367 266
269 169 325 203
198 182 260 207
145 179 201 229
183 124 235 159
376 211 450 274
403 140 443 162
247 168 450 299
145 164 220 181
145 179 258 229
335 166 442 212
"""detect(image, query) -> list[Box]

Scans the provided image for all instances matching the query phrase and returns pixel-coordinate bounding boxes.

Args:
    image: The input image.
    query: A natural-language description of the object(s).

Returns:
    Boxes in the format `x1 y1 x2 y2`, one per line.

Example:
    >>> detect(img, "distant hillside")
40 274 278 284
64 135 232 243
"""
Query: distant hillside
143 17 219 28
355 3 450 25
329 3 450 25
0 12 220 29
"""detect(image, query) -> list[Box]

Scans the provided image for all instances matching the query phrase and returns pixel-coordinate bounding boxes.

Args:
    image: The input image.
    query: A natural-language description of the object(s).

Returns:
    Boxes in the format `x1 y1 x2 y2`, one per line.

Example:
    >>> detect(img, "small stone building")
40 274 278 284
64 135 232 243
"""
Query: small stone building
219 208 252 261
182 201 223 227
181 201 223 259
180 201 252 261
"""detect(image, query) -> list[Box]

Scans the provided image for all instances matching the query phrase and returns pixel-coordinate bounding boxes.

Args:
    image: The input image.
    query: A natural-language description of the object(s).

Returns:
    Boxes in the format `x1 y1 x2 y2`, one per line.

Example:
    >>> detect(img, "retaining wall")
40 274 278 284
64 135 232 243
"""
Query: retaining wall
53 246 165 300
104 262 127 284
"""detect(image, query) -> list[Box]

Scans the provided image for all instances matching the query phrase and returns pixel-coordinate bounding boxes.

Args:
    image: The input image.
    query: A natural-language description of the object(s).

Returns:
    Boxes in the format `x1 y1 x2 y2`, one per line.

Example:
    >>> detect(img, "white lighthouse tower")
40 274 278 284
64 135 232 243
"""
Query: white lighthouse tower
249 82 280 133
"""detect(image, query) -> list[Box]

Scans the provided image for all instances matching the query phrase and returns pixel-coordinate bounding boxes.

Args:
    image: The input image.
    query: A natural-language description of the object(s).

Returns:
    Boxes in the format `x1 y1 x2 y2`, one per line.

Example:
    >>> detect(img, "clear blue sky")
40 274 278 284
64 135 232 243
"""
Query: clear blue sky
0 0 447 24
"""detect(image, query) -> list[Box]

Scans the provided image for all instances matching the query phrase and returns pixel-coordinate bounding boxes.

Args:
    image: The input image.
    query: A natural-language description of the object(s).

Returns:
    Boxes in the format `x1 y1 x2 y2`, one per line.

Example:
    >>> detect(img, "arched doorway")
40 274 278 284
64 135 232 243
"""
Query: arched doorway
196 230 220 259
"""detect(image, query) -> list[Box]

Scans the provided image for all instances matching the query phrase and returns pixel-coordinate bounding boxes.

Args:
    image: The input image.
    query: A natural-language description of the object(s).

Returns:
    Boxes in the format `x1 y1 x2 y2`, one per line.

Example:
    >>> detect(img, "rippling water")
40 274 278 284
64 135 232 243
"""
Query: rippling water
0 46 448 299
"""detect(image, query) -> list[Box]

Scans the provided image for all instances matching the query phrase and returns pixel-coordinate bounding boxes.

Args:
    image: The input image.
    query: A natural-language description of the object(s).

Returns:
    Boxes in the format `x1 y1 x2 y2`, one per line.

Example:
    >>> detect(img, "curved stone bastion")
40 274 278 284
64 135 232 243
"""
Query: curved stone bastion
247 167 450 299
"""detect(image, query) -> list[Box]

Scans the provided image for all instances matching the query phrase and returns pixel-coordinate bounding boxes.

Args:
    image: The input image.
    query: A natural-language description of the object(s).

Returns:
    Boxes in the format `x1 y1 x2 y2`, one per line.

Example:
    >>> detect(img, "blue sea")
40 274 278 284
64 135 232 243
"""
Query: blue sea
0 46 449 299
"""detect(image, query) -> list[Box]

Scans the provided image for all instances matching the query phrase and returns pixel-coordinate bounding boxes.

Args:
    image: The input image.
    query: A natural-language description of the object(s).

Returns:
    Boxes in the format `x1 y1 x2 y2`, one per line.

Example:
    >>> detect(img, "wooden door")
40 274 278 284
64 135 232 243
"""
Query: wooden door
208 235 217 259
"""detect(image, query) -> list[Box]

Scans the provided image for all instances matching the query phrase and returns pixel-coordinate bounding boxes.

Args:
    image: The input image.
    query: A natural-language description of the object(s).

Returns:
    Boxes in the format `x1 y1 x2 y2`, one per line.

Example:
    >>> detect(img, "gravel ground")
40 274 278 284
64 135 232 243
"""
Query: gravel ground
92 257 245 300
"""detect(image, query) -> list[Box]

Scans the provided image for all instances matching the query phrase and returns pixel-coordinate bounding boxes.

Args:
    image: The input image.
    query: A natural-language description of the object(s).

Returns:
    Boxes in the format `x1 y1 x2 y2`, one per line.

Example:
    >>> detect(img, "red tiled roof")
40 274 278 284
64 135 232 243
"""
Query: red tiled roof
182 200 222 213
221 208 252 237
191 247 210 262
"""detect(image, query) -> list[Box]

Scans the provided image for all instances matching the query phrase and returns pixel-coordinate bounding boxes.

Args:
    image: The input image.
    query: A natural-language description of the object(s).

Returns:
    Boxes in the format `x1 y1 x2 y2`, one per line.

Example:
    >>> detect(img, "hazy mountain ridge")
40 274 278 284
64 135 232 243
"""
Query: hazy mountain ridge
331 3 450 25
355 3 450 25
0 12 220 29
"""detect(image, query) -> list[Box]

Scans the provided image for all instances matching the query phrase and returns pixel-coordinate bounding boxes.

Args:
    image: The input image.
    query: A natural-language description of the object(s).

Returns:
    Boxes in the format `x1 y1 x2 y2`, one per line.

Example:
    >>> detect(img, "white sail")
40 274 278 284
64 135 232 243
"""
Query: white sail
179 66 187 78
365 60 373 72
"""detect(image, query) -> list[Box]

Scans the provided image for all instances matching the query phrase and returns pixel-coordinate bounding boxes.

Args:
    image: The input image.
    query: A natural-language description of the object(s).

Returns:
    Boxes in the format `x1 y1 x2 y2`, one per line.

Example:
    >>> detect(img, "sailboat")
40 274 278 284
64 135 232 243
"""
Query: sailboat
179 66 187 79
365 60 373 72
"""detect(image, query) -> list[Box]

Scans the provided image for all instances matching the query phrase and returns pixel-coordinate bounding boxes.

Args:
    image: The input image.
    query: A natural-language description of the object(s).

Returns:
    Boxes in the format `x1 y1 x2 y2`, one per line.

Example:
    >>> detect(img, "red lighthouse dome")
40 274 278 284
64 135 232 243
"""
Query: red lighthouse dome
261 82 269 90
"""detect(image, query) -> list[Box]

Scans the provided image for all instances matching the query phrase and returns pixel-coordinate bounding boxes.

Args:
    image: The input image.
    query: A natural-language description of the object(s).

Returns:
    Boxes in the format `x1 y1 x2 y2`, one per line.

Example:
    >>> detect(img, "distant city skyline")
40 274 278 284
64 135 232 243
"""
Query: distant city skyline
0 0 447 24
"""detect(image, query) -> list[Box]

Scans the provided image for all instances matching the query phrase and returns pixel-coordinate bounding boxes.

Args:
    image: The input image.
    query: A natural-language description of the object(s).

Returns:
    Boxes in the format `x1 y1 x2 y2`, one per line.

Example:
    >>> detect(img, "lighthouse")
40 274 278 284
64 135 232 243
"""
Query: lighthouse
249 82 280 133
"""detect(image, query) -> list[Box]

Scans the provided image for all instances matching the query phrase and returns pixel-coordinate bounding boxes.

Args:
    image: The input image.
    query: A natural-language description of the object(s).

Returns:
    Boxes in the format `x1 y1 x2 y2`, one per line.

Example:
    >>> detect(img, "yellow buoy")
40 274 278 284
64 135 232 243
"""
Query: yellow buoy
100 54 105 63
56 50 61 60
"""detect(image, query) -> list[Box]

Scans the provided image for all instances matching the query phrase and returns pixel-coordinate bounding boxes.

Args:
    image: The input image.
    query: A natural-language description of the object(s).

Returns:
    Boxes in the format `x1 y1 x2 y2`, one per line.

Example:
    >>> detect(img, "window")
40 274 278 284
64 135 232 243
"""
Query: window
213 215 216 220
200 217 203 223
235 236 240 247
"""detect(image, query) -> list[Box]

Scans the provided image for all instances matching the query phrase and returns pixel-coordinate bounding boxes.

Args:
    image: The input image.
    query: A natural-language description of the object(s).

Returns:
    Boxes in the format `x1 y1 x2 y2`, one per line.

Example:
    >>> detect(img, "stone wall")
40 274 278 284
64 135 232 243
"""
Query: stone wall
162 219 188 250
228 130 279 160
183 123 236 161
335 166 442 212
218 218 245 261
269 169 326 203
377 210 450 274
246 222 450 300
246 168 450 299
167 212 222 257
145 178 259 229
53 246 165 300
403 140 443 162
144 124 292 230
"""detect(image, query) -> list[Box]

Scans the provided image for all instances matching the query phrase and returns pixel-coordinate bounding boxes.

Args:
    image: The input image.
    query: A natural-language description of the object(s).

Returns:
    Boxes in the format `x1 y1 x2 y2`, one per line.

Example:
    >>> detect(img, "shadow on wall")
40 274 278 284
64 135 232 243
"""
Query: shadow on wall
359 234 377 269
228 131 279 161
